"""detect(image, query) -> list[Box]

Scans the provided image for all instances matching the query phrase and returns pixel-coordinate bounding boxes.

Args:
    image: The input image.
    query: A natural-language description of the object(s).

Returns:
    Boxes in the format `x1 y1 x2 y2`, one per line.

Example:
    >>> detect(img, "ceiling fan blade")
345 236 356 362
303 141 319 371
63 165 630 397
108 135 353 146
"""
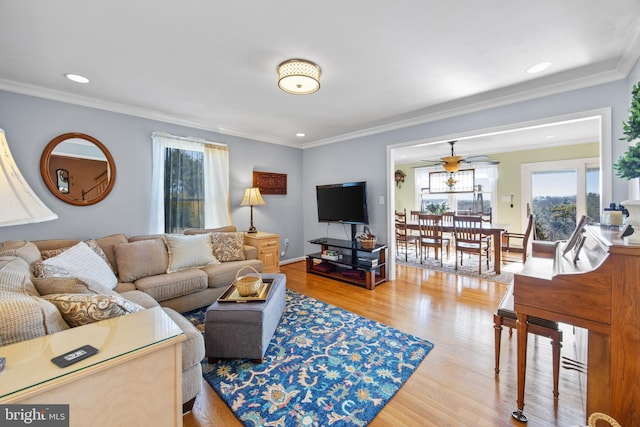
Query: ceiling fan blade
466 159 500 165
464 155 489 161
420 159 444 164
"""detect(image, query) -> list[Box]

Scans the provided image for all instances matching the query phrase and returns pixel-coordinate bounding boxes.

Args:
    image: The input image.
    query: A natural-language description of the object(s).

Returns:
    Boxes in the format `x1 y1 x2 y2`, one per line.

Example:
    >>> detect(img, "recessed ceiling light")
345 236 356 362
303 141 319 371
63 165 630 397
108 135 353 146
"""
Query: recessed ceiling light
64 73 90 84
545 135 556 139
296 133 306 137
526 62 552 74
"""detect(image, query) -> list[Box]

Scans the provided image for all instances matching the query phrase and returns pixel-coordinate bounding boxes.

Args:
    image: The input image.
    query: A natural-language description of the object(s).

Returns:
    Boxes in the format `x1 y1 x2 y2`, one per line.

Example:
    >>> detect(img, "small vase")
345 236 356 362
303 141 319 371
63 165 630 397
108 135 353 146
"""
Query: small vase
622 199 640 244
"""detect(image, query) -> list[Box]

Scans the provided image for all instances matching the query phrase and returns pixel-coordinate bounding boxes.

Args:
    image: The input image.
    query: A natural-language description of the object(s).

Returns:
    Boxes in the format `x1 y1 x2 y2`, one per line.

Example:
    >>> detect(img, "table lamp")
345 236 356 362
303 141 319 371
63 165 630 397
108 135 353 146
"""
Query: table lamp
240 187 265 233
0 129 58 226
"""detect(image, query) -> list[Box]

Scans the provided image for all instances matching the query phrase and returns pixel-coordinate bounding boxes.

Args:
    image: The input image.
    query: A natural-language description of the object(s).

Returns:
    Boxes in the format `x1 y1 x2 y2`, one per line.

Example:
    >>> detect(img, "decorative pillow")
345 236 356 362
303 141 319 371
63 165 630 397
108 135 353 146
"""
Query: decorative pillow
162 234 219 273
32 262 73 279
0 291 69 345
43 293 144 327
40 239 115 273
210 232 246 262
0 240 42 265
32 277 117 296
0 256 39 296
84 239 116 273
42 242 118 290
40 247 68 260
114 239 169 282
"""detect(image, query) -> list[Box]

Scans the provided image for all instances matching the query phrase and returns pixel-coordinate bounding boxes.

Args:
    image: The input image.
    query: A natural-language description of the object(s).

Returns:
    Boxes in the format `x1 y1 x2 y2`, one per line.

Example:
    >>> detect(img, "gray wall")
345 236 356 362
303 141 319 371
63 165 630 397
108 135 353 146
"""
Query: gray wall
0 90 304 261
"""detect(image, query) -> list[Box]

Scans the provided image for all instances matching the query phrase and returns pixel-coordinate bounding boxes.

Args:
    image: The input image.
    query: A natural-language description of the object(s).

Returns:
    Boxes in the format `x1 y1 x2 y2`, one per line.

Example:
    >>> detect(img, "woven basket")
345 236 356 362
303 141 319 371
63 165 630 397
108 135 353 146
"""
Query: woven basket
359 237 376 249
588 412 621 427
234 266 262 297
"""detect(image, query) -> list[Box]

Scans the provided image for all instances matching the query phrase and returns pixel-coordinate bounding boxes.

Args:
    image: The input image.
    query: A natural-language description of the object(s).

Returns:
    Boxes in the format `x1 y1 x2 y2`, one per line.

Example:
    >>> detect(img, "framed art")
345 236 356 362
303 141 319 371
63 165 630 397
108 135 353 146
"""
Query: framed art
428 169 475 193
253 171 287 195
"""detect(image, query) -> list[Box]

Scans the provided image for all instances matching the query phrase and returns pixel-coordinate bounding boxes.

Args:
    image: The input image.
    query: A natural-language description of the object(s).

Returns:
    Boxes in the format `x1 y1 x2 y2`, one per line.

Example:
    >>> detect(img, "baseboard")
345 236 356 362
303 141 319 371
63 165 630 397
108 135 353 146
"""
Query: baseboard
280 256 306 265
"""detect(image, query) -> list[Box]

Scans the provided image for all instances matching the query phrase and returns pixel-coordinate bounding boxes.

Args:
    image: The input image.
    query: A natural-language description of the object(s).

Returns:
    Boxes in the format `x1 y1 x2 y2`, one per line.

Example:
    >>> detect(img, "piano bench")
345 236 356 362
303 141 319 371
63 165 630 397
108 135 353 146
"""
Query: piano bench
493 283 563 399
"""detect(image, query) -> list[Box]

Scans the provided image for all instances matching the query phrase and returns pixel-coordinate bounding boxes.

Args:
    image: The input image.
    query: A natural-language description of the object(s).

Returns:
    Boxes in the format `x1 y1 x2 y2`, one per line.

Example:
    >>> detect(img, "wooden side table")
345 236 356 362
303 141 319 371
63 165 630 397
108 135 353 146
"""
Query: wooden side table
245 231 280 273
0 307 185 426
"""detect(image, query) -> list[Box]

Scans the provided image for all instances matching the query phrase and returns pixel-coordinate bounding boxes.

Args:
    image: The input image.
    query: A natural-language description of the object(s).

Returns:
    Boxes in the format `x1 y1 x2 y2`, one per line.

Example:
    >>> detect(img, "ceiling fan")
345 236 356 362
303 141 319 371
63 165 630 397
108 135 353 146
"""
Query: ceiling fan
420 140 500 172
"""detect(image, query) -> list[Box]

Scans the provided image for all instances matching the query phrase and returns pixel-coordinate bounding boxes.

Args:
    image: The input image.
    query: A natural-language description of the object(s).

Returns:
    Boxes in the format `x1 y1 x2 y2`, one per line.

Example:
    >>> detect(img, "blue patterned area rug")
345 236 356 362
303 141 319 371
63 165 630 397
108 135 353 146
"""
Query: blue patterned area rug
183 290 434 427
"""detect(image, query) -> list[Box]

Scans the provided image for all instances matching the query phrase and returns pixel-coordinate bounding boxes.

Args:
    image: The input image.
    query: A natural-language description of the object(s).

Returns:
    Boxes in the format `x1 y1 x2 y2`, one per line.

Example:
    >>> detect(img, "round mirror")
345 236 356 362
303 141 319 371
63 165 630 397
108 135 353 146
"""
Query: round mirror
40 133 116 206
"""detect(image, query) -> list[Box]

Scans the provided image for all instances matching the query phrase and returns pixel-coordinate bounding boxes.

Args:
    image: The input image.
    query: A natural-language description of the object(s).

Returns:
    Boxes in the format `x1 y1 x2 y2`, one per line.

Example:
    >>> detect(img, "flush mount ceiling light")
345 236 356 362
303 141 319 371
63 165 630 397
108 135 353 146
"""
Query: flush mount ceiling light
277 59 321 95
64 73 90 83
526 62 552 74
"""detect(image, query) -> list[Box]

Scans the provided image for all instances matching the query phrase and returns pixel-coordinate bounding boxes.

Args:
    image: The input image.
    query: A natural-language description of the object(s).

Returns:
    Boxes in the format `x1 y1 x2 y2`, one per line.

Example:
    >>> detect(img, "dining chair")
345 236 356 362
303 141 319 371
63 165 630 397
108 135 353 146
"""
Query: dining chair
417 214 450 266
395 209 419 261
453 215 491 274
473 207 493 254
441 211 455 245
409 210 423 235
501 213 535 264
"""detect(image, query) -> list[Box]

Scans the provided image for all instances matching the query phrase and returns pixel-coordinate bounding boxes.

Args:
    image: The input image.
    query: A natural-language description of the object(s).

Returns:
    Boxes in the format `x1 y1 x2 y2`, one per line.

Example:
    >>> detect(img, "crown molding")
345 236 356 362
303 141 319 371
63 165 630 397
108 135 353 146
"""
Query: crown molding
0 79 302 149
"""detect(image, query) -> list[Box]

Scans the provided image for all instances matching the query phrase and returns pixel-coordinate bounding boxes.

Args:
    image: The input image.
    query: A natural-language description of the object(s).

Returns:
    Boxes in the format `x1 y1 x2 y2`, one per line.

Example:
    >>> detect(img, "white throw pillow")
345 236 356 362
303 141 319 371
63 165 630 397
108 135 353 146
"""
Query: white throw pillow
43 242 118 290
163 234 219 273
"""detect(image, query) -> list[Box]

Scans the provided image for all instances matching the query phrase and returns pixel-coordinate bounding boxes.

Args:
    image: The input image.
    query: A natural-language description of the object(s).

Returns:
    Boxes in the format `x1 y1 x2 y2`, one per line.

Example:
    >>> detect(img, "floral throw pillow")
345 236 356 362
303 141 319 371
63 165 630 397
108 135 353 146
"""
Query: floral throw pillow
43 294 144 327
210 232 246 262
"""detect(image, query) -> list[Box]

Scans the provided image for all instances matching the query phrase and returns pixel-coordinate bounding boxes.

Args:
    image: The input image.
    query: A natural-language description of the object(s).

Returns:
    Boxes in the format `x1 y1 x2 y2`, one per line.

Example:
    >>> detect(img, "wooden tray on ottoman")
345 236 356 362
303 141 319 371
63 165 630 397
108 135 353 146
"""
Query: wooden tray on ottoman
218 278 274 303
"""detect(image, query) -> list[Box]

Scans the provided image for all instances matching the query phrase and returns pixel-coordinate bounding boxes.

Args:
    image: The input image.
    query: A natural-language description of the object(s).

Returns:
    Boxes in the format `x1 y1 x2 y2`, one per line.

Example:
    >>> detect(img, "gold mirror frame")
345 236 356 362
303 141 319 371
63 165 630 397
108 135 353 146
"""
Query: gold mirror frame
40 133 116 206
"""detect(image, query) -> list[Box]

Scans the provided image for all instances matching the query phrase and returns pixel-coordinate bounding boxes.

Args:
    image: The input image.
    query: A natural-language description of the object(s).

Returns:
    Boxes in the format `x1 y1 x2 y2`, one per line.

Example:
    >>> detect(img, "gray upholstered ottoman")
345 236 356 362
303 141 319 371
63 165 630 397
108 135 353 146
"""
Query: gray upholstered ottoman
204 273 286 362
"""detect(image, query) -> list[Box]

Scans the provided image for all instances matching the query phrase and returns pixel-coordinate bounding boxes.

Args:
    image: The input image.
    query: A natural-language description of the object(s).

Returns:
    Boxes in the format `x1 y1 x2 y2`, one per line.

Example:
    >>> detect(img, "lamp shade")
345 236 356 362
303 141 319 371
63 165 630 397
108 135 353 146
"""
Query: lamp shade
0 128 58 226
277 59 321 95
240 187 266 206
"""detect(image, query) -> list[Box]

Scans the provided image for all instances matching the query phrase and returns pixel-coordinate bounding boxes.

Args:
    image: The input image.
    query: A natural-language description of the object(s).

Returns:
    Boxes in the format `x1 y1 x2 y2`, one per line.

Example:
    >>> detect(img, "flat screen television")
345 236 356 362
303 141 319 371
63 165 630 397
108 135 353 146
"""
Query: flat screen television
316 182 369 225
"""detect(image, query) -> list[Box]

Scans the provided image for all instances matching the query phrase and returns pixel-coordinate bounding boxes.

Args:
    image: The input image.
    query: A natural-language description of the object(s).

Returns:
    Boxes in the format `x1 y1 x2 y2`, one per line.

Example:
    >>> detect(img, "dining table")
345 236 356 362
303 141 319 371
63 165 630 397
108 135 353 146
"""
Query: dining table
406 220 510 274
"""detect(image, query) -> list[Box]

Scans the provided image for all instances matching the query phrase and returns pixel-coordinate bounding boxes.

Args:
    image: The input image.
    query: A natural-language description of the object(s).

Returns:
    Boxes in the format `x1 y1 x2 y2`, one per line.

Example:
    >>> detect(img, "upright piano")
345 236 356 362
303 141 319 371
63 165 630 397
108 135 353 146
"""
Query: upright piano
513 224 640 425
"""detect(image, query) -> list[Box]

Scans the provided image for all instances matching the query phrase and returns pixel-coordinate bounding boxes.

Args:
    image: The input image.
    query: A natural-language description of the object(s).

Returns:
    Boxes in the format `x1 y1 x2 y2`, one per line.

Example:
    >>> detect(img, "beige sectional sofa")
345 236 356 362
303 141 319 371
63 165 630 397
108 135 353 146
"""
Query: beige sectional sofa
0 225 264 412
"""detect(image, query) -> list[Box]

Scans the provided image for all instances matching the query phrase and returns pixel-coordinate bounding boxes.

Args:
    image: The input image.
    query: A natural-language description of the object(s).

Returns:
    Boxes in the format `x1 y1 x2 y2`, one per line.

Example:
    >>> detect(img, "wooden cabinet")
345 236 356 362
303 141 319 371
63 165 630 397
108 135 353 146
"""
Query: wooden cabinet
0 307 185 426
245 232 280 273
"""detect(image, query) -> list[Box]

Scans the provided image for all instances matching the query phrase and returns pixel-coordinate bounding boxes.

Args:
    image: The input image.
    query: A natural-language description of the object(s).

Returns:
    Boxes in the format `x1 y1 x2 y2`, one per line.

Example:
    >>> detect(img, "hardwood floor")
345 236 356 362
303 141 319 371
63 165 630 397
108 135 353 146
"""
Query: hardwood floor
183 260 587 427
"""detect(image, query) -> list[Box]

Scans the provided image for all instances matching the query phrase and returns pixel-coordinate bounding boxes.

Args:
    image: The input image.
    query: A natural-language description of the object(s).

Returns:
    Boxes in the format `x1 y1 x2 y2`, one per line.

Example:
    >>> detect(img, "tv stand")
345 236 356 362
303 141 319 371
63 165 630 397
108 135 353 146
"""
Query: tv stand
306 237 387 290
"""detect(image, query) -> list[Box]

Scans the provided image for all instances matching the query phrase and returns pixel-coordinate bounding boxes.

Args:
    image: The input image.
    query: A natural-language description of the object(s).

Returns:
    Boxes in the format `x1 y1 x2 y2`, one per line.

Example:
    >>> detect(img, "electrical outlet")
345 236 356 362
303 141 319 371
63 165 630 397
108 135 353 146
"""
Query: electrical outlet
284 238 289 246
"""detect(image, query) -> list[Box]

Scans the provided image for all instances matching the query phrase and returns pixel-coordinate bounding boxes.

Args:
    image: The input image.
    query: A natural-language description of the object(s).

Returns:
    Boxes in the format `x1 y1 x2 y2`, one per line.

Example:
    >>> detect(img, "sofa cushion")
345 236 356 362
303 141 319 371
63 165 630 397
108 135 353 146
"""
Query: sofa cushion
134 269 208 302
0 291 69 345
210 232 246 262
114 239 169 282
42 293 144 327
184 225 237 235
0 256 38 296
0 240 42 265
94 234 128 276
162 307 205 370
43 242 118 290
119 290 160 309
163 234 219 273
32 277 118 297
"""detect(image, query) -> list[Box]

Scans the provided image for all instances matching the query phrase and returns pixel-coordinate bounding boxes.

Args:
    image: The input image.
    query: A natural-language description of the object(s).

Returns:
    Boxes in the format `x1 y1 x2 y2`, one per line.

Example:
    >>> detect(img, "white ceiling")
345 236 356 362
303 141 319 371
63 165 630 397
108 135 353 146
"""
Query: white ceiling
1 1 639 152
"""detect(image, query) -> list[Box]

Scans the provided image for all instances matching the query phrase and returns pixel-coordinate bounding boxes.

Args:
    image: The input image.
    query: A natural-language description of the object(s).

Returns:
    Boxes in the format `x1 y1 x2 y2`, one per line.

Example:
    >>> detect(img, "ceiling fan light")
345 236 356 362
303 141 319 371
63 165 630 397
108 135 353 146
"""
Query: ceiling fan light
278 59 321 95
443 162 461 173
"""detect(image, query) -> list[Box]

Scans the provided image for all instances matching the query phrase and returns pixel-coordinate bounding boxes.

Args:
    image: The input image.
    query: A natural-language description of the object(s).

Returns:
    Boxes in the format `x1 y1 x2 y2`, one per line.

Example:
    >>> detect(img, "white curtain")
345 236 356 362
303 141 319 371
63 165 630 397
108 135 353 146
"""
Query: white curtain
204 144 231 227
150 132 229 233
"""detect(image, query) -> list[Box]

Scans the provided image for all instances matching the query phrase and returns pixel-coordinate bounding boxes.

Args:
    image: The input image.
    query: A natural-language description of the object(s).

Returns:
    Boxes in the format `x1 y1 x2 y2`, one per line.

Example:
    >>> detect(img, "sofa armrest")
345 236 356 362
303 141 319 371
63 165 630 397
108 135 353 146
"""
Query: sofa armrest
244 244 258 260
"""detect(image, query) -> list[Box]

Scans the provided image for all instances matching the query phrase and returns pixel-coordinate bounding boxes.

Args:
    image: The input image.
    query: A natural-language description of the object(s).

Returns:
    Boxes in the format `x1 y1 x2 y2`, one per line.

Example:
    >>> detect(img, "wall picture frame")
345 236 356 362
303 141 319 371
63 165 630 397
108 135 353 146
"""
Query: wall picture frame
253 171 287 195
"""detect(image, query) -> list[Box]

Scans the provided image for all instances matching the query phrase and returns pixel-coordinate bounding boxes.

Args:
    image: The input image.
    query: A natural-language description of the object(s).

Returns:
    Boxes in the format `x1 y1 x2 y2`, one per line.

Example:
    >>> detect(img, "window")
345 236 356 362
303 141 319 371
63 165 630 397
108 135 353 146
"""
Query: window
415 166 498 213
522 158 599 241
150 132 230 233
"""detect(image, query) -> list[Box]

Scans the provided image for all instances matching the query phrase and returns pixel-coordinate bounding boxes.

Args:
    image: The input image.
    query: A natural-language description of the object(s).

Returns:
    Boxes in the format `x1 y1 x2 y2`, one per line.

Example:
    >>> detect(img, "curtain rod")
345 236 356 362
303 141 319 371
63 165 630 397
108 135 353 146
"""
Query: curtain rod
151 131 227 147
